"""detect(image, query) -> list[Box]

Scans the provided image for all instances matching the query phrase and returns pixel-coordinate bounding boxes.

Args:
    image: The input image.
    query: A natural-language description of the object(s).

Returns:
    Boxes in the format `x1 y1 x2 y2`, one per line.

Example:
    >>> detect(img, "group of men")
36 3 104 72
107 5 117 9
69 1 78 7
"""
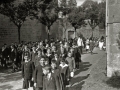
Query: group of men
0 37 82 90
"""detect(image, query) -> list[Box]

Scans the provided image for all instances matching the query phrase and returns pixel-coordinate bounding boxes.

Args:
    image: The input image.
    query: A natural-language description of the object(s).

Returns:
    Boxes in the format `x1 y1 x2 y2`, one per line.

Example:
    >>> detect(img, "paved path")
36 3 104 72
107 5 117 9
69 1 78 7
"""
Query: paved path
0 48 106 90
67 48 106 90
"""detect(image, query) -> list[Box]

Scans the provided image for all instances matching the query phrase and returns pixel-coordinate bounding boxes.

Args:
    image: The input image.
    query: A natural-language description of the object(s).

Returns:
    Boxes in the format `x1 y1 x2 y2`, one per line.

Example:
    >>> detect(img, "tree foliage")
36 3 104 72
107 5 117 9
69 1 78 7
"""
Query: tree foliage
0 0 55 42
67 7 86 38
82 0 106 37
0 0 15 5
60 0 77 8
68 7 86 36
83 0 99 29
59 17 69 38
29 0 59 39
0 1 29 43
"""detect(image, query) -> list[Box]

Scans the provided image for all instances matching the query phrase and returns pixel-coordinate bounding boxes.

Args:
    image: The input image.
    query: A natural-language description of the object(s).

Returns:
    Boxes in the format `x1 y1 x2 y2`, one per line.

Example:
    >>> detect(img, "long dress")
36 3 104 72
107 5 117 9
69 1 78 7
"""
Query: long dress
99 41 104 50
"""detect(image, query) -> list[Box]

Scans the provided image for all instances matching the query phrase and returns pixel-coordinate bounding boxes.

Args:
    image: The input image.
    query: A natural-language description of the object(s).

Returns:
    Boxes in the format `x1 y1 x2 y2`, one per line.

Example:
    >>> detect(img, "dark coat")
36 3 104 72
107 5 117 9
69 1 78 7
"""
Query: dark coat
34 56 41 67
9 49 17 61
22 49 30 62
89 41 94 51
52 69 64 90
73 47 81 62
58 47 67 59
59 64 70 86
2 47 10 59
46 54 54 65
22 61 35 80
34 64 44 88
43 73 61 90
51 50 58 56
52 58 61 68
65 57 75 72
31 51 37 62
16 49 22 63
58 47 67 55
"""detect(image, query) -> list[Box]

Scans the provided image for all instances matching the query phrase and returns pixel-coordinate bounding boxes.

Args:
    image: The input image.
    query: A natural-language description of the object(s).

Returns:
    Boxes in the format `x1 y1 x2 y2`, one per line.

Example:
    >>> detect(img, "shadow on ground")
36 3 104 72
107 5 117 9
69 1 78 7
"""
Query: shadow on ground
66 75 90 90
106 76 120 89
65 62 91 90
75 62 92 75
82 52 98 55
0 67 13 74
0 67 22 83
0 84 13 90
0 84 22 90
0 73 22 83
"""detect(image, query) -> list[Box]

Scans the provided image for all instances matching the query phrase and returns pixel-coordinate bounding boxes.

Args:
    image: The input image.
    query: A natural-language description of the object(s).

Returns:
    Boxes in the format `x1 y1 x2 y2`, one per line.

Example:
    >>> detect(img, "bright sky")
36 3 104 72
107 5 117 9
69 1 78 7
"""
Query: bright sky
76 0 102 6
76 0 85 6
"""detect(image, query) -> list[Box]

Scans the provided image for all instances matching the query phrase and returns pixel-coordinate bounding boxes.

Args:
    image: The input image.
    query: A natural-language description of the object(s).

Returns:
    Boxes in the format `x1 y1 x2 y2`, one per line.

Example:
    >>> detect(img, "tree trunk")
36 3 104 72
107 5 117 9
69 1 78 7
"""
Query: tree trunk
64 29 66 39
18 26 21 43
47 27 50 40
91 28 94 38
91 30 93 38
74 28 76 38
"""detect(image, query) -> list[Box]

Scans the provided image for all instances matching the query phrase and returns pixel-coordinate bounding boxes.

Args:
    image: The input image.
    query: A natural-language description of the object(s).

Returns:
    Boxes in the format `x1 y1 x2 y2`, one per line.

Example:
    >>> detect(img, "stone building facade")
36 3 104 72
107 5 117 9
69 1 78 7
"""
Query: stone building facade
106 0 120 77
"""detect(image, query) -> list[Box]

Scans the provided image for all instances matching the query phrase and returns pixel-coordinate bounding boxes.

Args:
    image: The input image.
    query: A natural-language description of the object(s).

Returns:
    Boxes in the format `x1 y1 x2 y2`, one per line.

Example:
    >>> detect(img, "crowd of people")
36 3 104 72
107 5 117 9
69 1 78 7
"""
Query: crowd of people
0 36 106 90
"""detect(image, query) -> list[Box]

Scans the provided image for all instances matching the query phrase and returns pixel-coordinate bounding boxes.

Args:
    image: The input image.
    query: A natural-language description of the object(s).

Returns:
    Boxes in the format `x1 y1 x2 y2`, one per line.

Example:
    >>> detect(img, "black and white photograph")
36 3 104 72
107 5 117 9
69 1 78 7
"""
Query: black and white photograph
0 0 119 90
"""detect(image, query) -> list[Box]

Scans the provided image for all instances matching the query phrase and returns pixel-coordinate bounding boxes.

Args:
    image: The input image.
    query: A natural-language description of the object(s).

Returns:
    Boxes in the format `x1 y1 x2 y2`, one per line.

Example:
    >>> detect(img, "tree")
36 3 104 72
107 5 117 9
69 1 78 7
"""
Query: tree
0 0 15 5
60 0 77 8
83 0 99 38
82 0 106 37
68 7 85 38
0 1 29 43
59 17 69 39
30 0 58 40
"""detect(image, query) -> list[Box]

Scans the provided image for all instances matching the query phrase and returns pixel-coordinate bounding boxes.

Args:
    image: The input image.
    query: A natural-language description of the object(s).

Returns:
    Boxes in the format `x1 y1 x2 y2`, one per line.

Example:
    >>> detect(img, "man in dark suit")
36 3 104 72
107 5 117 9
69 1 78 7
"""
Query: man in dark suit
43 65 62 90
72 43 81 69
22 52 35 90
58 43 67 59
9 45 17 72
51 60 64 90
52 53 61 68
2 44 9 68
31 46 37 64
34 56 45 90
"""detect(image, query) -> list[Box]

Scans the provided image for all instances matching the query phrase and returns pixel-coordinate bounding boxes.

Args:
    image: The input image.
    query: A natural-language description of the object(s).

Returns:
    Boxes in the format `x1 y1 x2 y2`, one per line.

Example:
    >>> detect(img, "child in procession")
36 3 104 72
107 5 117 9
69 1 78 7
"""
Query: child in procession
22 52 35 90
51 60 64 90
43 65 61 90
34 56 45 90
65 52 75 76
59 59 70 88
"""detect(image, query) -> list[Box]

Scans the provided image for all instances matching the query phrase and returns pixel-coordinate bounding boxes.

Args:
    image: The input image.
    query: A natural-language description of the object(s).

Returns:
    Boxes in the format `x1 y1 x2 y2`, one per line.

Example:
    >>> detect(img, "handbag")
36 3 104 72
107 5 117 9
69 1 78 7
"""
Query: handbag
28 87 33 90
70 72 74 77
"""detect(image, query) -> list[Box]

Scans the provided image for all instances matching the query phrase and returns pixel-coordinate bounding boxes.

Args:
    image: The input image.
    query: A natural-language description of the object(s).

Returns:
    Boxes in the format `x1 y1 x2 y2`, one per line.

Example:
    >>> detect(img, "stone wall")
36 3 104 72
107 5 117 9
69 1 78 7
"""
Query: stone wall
0 13 105 48
0 14 47 47
65 24 105 40
76 26 105 39
0 14 61 47
107 0 120 77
